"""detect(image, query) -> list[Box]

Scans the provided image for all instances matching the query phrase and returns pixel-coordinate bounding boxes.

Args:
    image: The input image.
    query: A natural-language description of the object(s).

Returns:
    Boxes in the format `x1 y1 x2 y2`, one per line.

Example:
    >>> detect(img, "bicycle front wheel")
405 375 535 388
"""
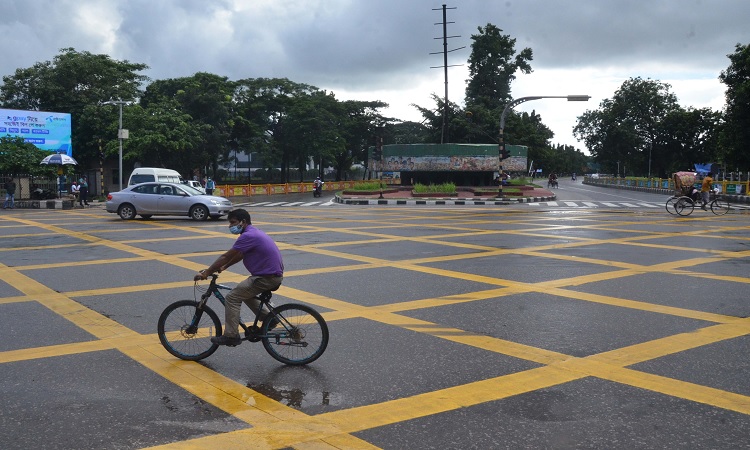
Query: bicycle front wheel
262 304 329 366
674 197 694 216
157 300 222 361
665 197 679 215
711 198 730 215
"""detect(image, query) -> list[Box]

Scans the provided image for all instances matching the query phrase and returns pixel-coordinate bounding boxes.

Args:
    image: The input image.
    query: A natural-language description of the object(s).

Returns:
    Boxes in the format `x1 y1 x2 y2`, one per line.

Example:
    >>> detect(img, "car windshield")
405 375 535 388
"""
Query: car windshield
179 184 204 195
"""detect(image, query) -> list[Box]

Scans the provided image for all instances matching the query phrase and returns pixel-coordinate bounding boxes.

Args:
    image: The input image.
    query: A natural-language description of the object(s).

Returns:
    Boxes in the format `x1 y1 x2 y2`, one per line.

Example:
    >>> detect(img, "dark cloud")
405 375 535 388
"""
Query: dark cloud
4 1 747 85
2 0 748 146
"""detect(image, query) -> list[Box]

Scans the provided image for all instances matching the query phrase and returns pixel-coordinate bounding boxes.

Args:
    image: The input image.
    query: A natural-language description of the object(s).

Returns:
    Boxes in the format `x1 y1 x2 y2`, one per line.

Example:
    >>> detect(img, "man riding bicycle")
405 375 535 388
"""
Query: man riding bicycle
194 208 284 346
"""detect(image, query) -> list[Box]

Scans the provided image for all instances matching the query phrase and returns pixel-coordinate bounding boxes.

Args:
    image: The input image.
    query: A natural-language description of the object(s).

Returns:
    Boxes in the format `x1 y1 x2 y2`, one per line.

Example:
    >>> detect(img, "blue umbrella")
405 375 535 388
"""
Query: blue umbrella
40 153 78 165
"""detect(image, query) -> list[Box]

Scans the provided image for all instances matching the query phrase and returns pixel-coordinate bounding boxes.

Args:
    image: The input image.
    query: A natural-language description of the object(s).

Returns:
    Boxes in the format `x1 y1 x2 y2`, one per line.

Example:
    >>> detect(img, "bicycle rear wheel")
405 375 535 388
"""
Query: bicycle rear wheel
711 198 730 215
674 197 694 216
157 300 221 361
262 304 329 366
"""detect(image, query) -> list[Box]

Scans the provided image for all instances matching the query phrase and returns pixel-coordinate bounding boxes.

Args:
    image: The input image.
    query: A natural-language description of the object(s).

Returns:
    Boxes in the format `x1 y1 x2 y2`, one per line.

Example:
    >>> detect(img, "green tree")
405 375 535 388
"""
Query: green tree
574 77 685 177
336 99 390 181
0 136 50 176
537 143 591 176
124 100 205 175
0 48 149 170
465 24 533 111
718 43 750 170
414 94 477 144
504 110 554 163
387 121 431 145
0 136 57 198
657 107 722 174
415 24 534 149
141 72 236 178
283 90 343 181
233 78 320 182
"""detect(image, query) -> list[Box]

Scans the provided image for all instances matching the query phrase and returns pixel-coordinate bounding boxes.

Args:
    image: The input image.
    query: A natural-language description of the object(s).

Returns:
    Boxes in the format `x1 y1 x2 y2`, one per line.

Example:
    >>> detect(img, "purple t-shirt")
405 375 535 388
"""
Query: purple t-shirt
231 226 284 276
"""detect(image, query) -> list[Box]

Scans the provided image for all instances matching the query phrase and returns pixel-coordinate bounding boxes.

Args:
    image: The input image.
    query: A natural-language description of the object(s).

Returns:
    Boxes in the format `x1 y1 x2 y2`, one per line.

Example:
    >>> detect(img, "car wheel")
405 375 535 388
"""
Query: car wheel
190 205 209 221
118 204 136 220
140 214 152 219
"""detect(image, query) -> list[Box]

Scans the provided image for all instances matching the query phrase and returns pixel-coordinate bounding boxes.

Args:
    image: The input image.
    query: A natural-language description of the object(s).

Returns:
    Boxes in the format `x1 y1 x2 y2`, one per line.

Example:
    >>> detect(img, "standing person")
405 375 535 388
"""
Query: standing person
205 177 216 195
194 208 284 346
3 178 16 209
700 172 714 210
78 177 89 207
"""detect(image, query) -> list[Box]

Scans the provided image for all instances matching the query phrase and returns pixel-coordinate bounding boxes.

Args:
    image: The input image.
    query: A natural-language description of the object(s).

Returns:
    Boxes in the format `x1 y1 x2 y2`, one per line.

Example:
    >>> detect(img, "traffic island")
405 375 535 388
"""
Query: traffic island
335 185 555 206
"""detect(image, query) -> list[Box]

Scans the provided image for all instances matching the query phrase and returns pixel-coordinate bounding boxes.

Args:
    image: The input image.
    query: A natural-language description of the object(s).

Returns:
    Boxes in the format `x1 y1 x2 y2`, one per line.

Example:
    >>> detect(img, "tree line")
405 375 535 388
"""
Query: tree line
2 29 748 185
573 44 749 178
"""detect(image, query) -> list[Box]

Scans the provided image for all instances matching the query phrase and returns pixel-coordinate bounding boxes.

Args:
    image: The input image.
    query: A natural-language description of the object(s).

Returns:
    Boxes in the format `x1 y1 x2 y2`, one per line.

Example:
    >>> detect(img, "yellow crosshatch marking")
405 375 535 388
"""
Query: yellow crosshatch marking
1 206 749 448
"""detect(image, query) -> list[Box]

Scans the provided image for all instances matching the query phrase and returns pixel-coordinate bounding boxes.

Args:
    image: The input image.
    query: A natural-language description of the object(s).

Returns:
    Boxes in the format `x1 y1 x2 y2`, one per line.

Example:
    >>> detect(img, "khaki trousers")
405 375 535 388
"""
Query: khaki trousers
223 275 282 338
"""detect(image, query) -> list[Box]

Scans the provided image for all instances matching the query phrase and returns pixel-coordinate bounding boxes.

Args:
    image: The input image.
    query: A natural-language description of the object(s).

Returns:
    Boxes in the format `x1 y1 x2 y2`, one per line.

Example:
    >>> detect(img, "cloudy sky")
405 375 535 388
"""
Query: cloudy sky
2 0 749 149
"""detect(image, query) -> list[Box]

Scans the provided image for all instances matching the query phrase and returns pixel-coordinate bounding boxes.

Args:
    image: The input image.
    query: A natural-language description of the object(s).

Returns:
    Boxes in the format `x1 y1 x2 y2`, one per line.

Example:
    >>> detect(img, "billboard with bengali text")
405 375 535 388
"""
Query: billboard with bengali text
0 108 72 155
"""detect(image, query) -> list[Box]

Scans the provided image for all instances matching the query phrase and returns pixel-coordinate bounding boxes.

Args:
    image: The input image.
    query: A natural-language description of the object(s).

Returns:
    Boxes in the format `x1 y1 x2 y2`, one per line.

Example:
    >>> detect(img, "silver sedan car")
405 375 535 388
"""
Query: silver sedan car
106 182 233 220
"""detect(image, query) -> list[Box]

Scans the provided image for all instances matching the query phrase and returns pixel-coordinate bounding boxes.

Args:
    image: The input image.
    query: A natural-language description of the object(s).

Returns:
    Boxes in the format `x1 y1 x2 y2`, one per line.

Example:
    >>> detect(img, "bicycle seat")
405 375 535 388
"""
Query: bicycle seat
256 291 273 302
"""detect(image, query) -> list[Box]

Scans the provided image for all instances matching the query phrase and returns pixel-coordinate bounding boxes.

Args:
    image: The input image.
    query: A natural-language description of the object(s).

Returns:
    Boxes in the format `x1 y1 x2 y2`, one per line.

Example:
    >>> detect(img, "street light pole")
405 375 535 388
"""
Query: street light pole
102 99 131 191
497 95 591 198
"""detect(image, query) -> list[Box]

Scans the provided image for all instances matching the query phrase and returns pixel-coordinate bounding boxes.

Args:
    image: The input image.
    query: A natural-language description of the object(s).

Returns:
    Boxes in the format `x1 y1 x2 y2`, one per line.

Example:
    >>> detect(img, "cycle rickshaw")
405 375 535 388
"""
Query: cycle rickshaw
665 171 730 216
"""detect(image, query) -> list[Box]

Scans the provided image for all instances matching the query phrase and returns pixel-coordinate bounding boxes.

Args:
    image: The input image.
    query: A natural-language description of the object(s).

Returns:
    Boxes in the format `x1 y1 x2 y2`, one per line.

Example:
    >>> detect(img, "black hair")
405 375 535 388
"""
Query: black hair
227 208 251 224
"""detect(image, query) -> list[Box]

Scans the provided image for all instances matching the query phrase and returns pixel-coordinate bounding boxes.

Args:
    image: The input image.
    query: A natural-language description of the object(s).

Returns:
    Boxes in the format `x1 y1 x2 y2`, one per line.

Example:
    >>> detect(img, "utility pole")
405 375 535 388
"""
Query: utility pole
99 139 104 196
430 4 465 144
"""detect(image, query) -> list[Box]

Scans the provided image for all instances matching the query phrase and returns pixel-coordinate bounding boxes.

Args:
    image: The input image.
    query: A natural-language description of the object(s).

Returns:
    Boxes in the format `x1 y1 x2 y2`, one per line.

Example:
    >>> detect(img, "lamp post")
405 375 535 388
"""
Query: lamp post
102 99 131 191
497 95 590 198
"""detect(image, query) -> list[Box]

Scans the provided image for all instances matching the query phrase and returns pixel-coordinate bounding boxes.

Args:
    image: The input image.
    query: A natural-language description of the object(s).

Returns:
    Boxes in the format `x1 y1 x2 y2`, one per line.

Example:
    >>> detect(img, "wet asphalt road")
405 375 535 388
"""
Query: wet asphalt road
1 192 750 449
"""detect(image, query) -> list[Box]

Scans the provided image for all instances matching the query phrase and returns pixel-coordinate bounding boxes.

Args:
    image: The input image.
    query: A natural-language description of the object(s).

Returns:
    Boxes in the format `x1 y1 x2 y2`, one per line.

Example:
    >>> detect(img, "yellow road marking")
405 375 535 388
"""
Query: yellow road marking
2 208 750 449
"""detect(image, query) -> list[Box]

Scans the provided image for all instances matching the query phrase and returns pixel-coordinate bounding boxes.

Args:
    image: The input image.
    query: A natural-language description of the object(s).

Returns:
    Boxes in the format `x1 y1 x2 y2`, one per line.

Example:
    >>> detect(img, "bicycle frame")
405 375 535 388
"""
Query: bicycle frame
194 274 281 338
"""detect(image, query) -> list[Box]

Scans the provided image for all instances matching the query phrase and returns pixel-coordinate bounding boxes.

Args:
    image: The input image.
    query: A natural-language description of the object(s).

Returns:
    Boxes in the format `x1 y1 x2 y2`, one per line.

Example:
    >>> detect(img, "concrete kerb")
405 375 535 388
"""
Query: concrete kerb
6 199 77 210
334 193 556 206
3 199 106 210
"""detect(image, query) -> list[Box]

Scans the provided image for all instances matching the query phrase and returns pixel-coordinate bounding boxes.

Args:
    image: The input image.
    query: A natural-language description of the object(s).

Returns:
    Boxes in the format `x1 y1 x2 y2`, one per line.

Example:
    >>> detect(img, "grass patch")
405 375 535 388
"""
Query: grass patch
413 182 456 194
345 181 387 192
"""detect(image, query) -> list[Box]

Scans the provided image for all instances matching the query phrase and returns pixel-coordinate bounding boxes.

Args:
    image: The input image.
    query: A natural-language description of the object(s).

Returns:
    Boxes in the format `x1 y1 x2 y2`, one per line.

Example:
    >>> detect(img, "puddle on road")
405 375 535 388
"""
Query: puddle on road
248 382 342 409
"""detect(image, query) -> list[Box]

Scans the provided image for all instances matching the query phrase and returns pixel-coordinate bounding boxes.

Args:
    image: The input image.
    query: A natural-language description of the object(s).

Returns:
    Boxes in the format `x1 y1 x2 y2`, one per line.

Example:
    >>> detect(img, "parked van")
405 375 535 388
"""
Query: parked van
127 168 183 186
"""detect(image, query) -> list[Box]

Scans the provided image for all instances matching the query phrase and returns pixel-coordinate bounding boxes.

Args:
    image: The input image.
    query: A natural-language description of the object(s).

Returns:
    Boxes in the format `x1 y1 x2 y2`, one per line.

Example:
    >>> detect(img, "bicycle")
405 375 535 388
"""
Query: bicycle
157 274 329 364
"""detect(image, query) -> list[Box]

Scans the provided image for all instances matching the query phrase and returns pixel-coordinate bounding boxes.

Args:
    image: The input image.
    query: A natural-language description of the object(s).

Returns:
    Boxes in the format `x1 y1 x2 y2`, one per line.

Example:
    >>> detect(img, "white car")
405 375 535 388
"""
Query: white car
183 180 206 194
